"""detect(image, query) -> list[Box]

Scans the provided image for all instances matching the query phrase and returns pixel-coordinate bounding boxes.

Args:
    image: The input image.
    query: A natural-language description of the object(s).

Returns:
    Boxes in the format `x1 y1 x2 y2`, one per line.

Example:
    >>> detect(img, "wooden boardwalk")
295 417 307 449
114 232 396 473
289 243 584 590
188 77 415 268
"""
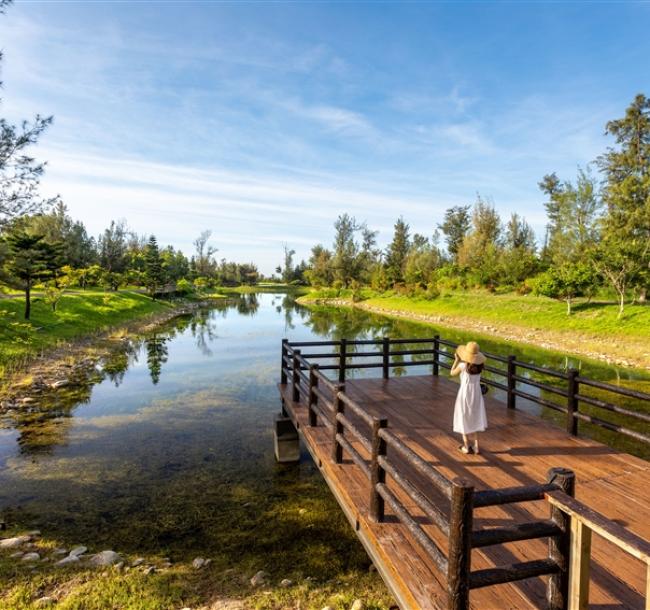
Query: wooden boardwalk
278 374 650 609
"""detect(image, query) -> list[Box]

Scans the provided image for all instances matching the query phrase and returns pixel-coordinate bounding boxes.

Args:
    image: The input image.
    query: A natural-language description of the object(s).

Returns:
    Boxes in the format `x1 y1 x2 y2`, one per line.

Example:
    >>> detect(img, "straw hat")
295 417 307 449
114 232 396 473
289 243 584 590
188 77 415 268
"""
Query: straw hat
456 341 486 365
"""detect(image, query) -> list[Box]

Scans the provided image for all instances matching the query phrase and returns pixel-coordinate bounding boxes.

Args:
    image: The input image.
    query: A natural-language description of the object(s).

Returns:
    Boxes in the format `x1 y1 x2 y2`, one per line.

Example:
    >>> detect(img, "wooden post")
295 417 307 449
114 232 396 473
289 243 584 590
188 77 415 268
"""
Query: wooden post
281 338 288 385
369 417 388 522
447 478 474 610
332 383 345 463
308 364 319 426
507 356 516 409
433 335 440 376
339 338 347 383
547 467 575 610
568 519 591 610
292 349 301 402
382 337 390 380
567 369 579 436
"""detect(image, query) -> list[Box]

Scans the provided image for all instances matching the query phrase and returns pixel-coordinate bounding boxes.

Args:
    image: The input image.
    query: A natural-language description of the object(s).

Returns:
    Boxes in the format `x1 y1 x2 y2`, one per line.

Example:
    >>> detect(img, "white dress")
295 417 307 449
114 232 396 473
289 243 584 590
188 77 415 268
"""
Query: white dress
453 363 488 434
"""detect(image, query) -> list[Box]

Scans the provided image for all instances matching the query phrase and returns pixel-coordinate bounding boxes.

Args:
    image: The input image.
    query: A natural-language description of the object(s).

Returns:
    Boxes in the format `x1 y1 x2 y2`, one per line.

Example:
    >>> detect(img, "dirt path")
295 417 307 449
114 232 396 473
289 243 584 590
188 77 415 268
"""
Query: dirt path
299 298 650 372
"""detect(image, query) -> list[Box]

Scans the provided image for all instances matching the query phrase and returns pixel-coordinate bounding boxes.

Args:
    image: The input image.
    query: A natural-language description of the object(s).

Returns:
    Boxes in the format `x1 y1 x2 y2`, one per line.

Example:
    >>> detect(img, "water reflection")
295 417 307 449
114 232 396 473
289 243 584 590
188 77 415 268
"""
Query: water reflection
145 335 169 384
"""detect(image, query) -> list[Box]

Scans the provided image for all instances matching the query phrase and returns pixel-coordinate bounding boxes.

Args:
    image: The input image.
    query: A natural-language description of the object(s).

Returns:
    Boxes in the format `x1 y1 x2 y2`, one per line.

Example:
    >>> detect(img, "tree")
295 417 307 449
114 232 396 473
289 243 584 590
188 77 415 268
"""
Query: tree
332 214 362 286
306 244 333 287
404 234 442 287
457 197 502 286
2 231 55 318
596 93 650 313
505 213 536 251
538 168 601 265
44 273 71 312
26 202 95 267
194 230 217 277
144 235 165 297
438 205 471 261
0 1 59 226
98 220 129 281
384 217 410 285
280 244 296 283
534 263 596 315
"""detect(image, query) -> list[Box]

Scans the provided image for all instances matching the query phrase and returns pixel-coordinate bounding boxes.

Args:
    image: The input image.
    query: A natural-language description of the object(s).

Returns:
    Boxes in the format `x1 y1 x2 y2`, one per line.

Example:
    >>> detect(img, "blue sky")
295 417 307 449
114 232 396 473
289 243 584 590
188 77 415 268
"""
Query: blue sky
1 1 649 273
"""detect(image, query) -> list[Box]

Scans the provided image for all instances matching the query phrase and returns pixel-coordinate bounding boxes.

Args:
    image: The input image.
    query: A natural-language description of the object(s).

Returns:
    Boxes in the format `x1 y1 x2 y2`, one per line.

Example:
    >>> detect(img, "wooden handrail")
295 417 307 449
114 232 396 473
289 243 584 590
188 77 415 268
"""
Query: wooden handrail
545 490 650 563
283 336 650 450
280 336 650 610
545 489 650 610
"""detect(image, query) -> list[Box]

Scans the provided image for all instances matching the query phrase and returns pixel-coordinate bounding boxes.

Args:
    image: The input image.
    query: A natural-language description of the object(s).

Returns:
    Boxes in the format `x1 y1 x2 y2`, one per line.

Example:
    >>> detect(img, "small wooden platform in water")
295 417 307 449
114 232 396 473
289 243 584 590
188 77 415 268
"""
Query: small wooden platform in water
278 375 650 610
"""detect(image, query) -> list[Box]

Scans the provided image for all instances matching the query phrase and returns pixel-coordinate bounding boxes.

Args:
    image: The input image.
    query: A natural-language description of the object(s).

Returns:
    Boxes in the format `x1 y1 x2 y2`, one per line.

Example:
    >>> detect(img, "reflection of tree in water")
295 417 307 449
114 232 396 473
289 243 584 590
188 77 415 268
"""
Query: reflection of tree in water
236 293 259 316
103 339 143 387
190 309 218 356
279 294 309 331
145 334 169 385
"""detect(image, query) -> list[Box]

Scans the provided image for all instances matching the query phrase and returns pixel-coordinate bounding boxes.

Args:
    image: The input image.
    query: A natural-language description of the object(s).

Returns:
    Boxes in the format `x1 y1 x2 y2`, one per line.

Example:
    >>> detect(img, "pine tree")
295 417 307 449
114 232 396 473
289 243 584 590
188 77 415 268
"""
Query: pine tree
144 235 165 298
385 217 411 285
2 231 55 318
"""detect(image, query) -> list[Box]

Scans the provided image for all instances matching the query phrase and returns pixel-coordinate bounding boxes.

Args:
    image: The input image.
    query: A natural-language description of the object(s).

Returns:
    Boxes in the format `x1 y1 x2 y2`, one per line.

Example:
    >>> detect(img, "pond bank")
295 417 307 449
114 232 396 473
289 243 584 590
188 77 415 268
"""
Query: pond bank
0 299 218 415
297 296 650 371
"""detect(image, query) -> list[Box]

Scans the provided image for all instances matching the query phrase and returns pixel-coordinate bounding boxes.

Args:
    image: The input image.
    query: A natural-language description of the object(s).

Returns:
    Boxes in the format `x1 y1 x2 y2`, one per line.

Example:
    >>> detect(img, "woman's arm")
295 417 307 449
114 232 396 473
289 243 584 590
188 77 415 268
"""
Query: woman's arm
450 353 463 376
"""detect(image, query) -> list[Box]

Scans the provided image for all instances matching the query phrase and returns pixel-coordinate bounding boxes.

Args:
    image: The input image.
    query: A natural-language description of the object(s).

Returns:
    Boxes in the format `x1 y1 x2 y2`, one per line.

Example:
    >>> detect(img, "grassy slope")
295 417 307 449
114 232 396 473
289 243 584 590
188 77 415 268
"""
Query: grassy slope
301 289 650 369
361 292 650 339
0 291 173 375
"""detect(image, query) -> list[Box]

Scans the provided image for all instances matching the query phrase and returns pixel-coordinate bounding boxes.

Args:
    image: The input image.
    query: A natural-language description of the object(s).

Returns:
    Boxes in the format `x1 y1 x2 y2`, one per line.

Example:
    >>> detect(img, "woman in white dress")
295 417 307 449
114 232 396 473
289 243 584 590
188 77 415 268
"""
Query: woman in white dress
451 341 488 454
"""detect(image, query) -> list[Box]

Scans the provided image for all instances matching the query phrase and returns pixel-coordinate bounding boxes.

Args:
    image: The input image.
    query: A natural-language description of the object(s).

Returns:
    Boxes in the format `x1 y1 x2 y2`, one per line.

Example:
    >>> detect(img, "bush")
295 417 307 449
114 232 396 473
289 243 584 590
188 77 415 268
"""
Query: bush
176 278 193 295
424 282 441 300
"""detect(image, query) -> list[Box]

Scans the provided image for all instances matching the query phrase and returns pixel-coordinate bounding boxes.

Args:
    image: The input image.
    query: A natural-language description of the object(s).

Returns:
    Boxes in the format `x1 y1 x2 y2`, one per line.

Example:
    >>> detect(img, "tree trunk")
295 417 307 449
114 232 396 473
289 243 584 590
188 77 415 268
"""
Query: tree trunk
618 291 625 319
24 281 31 320
566 297 572 315
639 287 647 304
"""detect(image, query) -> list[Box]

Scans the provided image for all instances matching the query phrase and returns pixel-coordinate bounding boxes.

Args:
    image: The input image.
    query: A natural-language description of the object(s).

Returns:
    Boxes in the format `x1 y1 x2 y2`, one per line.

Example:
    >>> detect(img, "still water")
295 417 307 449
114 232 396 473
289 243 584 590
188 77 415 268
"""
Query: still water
0 293 648 568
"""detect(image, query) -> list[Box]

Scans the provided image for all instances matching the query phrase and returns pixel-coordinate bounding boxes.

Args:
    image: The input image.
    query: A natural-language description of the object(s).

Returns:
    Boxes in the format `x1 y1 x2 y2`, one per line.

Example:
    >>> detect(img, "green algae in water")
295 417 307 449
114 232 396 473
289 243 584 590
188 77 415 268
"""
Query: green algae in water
0 293 648 608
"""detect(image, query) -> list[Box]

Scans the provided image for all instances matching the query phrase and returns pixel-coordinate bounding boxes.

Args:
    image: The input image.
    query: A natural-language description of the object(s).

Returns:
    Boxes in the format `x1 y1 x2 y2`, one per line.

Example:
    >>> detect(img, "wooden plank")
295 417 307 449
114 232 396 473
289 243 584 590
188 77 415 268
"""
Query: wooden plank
546 491 650 563
568 519 591 610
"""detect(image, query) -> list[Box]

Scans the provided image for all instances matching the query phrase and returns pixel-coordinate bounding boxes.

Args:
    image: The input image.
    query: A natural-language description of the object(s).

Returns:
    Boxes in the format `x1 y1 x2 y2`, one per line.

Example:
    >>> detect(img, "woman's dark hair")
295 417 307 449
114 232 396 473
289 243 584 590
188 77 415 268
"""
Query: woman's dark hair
465 362 484 375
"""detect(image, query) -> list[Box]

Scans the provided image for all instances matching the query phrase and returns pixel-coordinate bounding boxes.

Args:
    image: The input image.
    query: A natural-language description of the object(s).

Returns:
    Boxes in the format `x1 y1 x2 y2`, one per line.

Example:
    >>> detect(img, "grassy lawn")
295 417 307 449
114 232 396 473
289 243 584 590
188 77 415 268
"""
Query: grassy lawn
0 291 173 376
363 292 650 339
303 289 650 340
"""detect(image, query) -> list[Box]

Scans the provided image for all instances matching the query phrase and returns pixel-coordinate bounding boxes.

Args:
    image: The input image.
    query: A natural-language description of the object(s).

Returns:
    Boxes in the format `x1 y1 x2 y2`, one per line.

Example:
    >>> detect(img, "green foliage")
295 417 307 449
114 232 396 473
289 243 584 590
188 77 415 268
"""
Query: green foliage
175 278 193 295
438 205 471 261
144 235 165 297
532 263 597 314
384 217 410 284
595 93 650 315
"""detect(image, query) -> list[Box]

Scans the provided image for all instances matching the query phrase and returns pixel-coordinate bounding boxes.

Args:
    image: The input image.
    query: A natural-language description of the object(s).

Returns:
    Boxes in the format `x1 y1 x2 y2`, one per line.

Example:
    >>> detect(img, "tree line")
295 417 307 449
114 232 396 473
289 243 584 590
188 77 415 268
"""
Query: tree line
0 206 261 318
301 94 650 317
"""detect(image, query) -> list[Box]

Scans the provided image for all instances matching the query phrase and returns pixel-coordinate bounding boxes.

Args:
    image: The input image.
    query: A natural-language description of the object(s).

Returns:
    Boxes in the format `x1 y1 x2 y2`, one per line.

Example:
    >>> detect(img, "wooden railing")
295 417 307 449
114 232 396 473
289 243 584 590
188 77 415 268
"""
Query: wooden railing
280 338 650 610
281 336 650 448
545 490 650 610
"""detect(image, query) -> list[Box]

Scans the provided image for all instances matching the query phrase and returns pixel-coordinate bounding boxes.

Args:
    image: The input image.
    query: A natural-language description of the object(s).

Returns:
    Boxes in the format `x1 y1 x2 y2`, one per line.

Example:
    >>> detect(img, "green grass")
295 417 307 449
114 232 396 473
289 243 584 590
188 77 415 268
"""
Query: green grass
362 292 650 338
301 289 650 368
0 291 173 377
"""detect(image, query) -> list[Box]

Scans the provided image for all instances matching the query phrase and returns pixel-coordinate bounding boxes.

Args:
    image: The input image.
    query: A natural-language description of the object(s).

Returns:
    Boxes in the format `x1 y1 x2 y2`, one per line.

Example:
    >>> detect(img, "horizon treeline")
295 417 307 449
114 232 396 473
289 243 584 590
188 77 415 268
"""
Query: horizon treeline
291 94 649 317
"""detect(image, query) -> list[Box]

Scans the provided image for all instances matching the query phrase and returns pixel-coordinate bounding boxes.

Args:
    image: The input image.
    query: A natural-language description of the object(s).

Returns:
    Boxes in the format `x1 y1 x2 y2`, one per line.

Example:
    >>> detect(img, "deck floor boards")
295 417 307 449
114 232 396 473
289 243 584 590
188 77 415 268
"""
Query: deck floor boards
278 374 650 610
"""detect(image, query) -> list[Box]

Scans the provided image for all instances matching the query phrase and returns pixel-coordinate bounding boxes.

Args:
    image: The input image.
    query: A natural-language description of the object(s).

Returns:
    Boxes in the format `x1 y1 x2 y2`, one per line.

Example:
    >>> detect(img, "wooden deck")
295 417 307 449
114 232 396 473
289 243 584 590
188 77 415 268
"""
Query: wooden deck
278 374 650 610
